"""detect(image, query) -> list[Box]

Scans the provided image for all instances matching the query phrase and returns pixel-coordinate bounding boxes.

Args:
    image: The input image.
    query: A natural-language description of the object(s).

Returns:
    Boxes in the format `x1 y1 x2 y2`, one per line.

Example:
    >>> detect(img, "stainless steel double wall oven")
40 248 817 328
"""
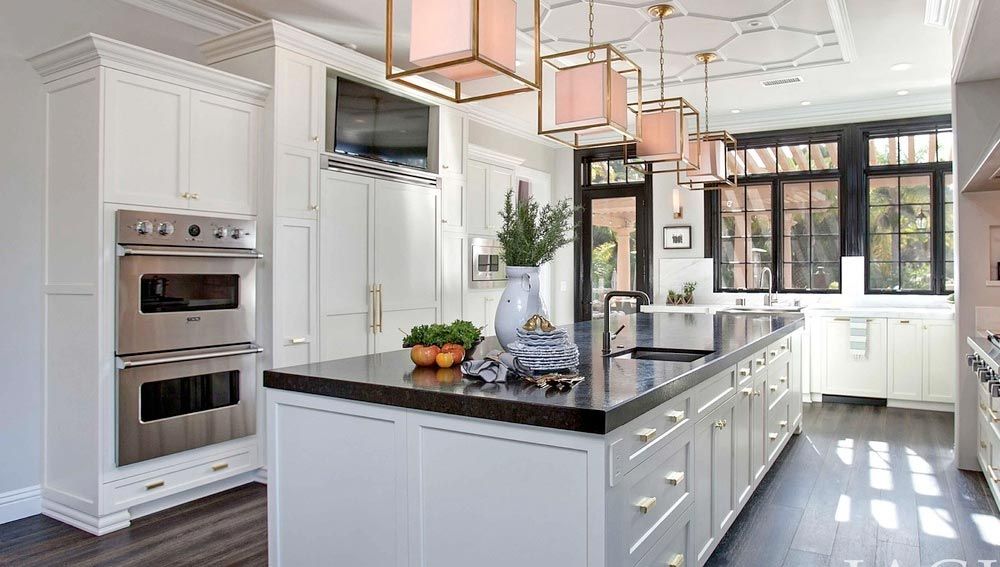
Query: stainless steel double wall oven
115 210 262 466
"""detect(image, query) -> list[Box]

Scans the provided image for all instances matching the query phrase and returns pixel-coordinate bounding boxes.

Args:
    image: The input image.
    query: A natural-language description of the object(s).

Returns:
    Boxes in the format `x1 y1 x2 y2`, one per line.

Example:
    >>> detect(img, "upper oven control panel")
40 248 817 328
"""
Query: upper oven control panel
116 209 257 250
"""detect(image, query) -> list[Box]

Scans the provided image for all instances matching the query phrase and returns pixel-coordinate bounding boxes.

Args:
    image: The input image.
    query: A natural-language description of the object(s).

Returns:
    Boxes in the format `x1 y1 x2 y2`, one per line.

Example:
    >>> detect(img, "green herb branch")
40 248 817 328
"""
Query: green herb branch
496 190 579 267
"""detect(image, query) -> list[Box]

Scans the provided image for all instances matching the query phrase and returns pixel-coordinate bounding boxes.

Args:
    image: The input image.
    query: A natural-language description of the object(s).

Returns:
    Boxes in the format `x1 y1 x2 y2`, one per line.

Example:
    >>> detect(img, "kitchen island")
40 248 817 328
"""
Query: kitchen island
263 312 805 567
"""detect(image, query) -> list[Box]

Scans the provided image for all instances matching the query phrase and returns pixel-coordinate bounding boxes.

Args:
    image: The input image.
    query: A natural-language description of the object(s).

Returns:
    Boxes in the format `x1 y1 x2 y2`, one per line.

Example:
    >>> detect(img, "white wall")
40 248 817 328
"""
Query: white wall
469 120 555 173
549 148 576 325
0 0 213 511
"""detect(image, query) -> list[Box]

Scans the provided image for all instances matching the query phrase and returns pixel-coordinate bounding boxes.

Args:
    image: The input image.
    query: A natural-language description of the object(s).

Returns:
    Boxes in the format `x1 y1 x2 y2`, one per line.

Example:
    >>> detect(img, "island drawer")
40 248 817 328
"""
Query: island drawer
737 353 760 387
610 392 693 483
692 366 737 419
766 356 791 410
109 448 253 509
618 427 693 566
766 392 791 464
634 502 692 567
765 336 791 364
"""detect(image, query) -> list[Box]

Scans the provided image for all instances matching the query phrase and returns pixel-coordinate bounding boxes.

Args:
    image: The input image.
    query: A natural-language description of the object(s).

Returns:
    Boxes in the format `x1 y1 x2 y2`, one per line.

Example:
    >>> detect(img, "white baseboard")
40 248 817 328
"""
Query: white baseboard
886 399 954 412
252 466 267 484
41 499 131 535
0 485 41 524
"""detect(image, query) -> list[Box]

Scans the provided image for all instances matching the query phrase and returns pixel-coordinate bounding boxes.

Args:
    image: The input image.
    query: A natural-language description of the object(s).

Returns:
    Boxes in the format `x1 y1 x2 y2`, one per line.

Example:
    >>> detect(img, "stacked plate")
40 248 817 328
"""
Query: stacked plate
506 327 580 373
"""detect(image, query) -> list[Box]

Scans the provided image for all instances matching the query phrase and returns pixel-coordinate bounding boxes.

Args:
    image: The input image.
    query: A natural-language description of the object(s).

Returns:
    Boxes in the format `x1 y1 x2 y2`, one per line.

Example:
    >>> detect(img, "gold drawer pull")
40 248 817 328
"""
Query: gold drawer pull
739 368 750 377
753 390 762 397
756 358 765 367
981 441 988 449
779 376 787 384
637 428 657 443
714 419 727 430
211 462 229 472
780 344 787 351
742 387 753 396
665 471 685 485
666 410 685 423
769 433 779 441
145 480 165 491
668 553 685 567
899 320 910 324
637 496 657 514
289 337 308 344
779 420 788 429
770 385 778 392
770 350 778 357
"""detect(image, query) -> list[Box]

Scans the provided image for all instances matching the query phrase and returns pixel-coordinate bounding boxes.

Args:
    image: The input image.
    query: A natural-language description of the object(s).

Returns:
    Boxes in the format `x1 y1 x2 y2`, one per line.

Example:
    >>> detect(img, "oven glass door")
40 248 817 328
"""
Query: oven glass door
118 248 257 355
117 345 257 466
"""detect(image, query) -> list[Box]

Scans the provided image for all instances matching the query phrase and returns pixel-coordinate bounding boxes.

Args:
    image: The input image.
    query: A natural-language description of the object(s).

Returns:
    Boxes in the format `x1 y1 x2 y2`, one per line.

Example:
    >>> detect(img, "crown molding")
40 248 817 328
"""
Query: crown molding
468 144 527 167
117 0 261 35
200 20 560 148
826 0 857 63
28 33 270 104
711 89 952 134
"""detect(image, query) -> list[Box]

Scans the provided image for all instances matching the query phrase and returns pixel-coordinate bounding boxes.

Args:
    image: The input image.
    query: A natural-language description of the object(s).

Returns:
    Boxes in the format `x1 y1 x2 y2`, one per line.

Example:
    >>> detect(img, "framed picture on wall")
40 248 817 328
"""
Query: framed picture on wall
663 226 692 249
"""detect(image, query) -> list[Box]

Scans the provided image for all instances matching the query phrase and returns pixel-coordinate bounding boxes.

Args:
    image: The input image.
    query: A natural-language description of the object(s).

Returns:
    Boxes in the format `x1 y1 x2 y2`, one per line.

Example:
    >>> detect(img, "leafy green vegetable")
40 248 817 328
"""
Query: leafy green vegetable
402 320 484 349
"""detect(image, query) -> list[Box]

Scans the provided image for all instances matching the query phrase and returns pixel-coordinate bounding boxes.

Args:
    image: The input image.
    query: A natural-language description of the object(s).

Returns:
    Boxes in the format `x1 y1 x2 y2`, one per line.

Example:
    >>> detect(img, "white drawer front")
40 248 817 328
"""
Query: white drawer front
111 449 252 508
635 503 692 567
610 393 693 483
692 367 737 419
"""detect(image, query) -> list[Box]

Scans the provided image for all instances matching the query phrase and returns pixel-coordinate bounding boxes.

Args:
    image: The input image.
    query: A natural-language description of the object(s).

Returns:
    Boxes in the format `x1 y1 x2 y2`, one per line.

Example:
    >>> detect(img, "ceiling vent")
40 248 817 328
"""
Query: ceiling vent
760 76 804 87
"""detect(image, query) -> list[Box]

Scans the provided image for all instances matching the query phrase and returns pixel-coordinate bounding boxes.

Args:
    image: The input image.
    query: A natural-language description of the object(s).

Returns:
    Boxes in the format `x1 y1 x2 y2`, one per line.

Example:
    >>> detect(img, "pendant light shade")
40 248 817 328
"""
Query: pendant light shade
538 0 641 149
386 0 541 103
678 52 737 189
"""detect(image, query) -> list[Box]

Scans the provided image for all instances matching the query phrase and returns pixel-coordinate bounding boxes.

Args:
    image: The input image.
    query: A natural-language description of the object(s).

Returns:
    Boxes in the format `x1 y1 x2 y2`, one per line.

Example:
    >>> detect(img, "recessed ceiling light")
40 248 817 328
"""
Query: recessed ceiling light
897 89 910 96
890 62 912 72
800 101 811 106
748 20 762 27
731 109 742 114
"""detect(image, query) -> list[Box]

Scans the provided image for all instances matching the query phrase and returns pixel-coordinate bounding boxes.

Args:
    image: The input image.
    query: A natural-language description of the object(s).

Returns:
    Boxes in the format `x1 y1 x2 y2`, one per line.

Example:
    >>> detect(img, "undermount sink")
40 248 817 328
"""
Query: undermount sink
610 347 715 362
718 305 804 314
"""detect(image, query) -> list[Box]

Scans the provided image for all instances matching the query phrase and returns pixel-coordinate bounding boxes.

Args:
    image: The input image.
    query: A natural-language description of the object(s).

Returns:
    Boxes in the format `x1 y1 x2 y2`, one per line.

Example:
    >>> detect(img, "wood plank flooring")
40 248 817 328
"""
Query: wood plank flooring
707 403 1000 567
1 404 996 566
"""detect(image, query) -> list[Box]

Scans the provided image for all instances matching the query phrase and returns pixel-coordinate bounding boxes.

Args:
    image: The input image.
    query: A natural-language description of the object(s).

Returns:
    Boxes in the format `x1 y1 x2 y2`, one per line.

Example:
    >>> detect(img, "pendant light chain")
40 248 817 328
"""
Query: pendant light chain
587 0 596 62
658 13 665 109
703 57 710 131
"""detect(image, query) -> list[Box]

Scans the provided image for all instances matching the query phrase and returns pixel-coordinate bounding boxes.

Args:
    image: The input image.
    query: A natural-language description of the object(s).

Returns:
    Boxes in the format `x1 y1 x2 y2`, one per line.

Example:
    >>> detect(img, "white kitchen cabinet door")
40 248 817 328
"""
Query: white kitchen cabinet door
466 290 500 337
466 160 489 234
789 331 803 428
487 165 513 232
888 319 923 401
275 49 324 151
823 318 888 398
751 372 768 486
188 91 259 215
276 145 319 219
372 179 439 352
104 69 190 209
437 106 466 176
441 233 465 323
733 385 753 507
923 320 956 403
274 218 318 368
693 396 738 565
440 177 465 231
319 171 374 361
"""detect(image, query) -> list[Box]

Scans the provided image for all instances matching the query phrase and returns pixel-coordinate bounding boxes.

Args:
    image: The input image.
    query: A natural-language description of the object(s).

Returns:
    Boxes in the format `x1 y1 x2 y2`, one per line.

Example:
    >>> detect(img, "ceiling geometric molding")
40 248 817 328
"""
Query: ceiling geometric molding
522 0 855 90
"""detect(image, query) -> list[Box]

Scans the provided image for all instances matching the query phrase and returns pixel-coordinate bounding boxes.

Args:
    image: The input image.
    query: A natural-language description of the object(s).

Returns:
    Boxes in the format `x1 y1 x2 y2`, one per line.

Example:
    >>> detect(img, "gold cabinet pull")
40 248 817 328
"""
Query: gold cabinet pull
770 385 778 392
899 320 910 324
376 284 384 332
769 432 779 441
312 135 320 142
780 344 788 351
310 204 320 211
714 419 727 430
666 410 685 423
668 553 685 567
981 441 988 449
665 471 685 486
189 193 199 200
779 420 788 429
779 376 787 383
637 496 657 514
180 192 191 199
211 462 229 472
742 387 753 396
753 390 762 397
637 428 657 443
369 286 378 331
770 350 778 357
755 358 765 367
145 480 165 490
739 368 750 377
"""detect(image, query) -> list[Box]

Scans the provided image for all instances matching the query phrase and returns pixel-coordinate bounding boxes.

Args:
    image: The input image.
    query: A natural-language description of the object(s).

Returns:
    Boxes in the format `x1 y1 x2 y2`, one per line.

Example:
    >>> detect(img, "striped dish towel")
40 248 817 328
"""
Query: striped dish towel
849 318 868 359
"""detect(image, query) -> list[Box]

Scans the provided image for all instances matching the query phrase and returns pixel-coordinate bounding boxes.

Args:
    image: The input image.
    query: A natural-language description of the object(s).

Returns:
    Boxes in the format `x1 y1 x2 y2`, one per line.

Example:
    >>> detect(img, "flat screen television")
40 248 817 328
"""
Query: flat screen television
331 77 430 170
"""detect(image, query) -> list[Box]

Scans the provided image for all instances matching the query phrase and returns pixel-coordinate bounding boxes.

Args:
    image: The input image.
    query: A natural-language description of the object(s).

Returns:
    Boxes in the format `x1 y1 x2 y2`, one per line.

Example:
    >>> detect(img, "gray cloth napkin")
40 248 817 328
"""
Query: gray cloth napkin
461 351 530 383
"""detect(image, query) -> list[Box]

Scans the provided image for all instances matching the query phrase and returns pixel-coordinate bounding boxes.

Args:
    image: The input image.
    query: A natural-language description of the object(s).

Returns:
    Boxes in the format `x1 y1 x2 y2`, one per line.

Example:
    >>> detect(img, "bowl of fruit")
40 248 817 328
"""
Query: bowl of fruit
403 320 484 368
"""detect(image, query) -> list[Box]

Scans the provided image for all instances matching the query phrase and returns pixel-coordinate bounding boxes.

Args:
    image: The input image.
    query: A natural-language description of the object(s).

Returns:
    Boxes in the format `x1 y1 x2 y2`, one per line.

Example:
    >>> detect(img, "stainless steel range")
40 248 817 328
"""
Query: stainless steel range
114 210 262 466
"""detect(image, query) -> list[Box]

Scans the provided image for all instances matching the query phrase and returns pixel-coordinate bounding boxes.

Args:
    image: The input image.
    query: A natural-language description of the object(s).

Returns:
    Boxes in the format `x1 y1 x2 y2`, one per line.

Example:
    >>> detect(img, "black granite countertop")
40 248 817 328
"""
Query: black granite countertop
264 312 805 434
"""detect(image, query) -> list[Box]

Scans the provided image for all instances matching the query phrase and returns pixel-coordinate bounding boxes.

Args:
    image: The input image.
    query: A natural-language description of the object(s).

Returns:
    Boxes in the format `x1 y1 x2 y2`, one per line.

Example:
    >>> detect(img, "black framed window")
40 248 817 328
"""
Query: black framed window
781 179 841 290
718 184 772 290
863 126 953 294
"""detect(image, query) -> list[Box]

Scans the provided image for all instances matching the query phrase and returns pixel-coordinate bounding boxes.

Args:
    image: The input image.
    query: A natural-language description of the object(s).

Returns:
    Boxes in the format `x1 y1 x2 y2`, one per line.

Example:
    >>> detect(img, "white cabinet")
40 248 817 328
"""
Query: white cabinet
466 290 502 337
441 233 465 323
103 69 262 215
317 171 439 357
274 217 319 368
104 69 190 209
888 319 924 400
693 395 738 565
466 159 513 235
441 177 465 230
436 106 467 175
750 371 768 485
924 320 956 403
320 171 375 361
275 49 325 151
276 145 320 219
823 317 888 398
189 91 259 215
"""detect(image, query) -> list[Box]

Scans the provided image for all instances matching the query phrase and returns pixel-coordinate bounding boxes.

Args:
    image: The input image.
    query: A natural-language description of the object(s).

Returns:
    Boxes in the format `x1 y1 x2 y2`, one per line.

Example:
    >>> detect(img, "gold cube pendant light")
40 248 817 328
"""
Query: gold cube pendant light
537 0 642 149
678 52 738 189
385 0 541 103
626 4 701 175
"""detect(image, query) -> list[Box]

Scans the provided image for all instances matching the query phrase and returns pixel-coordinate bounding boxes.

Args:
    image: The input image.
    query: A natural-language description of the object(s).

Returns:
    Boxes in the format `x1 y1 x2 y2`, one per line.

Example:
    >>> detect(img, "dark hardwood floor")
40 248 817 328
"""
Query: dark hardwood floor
708 403 1000 567
1 404 997 567
0 482 266 567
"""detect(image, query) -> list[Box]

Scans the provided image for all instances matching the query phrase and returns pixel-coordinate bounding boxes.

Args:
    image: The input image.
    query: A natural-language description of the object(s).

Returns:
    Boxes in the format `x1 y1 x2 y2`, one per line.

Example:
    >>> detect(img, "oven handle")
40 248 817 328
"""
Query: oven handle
117 345 264 369
117 245 264 259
